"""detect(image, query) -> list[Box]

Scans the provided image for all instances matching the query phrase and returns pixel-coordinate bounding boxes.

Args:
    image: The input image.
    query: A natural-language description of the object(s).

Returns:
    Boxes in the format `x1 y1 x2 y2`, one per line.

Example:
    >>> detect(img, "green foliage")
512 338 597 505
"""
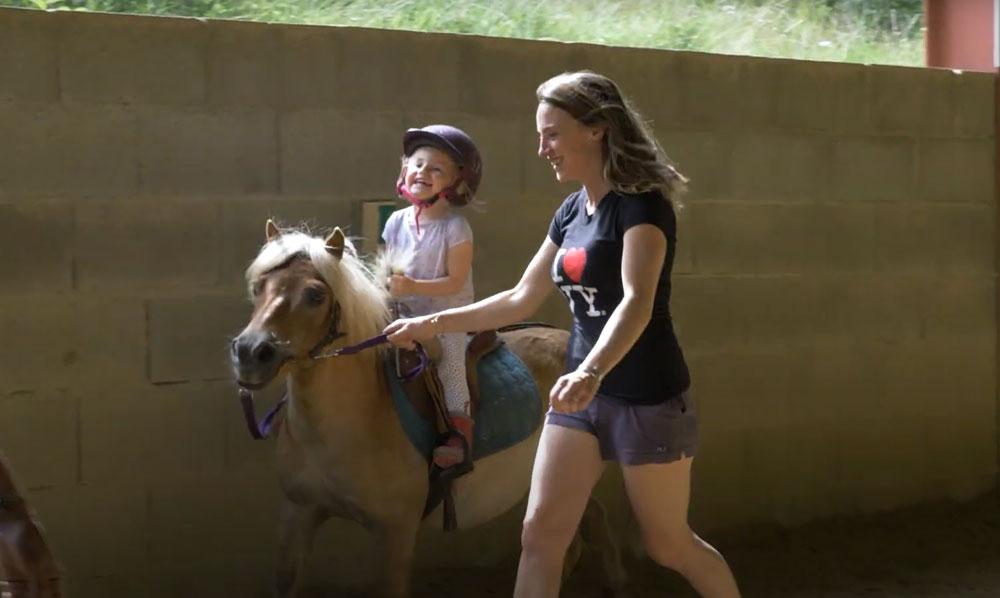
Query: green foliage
1 0 925 66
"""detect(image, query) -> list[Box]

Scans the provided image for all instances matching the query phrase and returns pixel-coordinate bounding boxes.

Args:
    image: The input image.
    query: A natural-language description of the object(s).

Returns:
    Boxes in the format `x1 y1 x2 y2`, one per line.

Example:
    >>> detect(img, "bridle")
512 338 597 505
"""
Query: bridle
237 295 427 440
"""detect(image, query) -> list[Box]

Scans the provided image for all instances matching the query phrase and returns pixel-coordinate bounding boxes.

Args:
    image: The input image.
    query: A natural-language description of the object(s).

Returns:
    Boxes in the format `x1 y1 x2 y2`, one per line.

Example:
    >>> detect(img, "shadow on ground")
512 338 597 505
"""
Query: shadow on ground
300 492 1000 597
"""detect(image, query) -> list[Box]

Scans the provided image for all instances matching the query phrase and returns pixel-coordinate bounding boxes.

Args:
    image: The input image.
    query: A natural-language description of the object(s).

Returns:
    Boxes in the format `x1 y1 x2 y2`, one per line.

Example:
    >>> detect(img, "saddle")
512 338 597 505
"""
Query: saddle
393 330 504 532
394 329 501 431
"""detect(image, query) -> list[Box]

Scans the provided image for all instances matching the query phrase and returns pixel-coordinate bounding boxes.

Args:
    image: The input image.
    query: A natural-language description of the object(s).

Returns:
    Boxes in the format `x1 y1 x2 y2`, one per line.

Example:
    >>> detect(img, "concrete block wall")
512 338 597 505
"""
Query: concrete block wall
0 6 995 595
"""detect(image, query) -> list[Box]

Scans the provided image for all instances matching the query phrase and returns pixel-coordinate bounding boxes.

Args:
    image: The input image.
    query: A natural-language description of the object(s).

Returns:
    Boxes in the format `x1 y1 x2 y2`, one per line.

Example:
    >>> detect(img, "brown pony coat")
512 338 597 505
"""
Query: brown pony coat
232 225 625 597
0 452 62 598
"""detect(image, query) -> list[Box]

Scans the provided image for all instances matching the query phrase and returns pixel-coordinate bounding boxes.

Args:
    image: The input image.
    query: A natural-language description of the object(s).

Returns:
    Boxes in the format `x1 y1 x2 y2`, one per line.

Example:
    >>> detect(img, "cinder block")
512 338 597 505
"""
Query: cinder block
280 109 404 196
467 199 555 296
927 275 996 337
751 59 871 135
148 294 249 383
873 332 994 415
775 339 881 421
831 136 916 201
749 422 848 525
661 129 731 201
26 482 148 580
578 44 684 129
839 276 934 346
275 23 341 109
674 52 768 129
676 276 855 355
0 389 77 489
688 427 759 531
59 11 206 105
79 381 228 484
0 8 59 101
220 197 358 289
873 203 994 273
206 20 280 108
685 347 792 429
917 138 994 203
0 295 146 391
332 28 465 114
75 200 221 289
673 216 694 274
137 107 279 194
867 65 955 136
458 36 588 118
0 201 73 292
925 406 997 500
146 468 279 585
838 415 935 511
0 102 139 195
730 132 833 201
672 276 746 354
685 202 829 274
953 71 995 138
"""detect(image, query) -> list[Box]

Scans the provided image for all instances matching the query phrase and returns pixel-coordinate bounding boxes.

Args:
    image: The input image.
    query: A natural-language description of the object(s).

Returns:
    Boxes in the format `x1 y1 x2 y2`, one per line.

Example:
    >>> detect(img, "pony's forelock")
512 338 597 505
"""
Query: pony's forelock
245 229 391 342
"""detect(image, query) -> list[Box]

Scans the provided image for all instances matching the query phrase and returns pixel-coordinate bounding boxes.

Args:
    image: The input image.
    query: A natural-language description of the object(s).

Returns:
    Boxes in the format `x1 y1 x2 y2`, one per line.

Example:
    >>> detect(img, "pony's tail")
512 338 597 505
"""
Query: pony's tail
372 245 411 286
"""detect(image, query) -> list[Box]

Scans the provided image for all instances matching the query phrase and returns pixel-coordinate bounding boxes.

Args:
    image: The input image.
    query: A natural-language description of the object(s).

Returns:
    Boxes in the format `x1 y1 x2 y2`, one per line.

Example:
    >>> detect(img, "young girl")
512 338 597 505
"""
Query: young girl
381 124 483 475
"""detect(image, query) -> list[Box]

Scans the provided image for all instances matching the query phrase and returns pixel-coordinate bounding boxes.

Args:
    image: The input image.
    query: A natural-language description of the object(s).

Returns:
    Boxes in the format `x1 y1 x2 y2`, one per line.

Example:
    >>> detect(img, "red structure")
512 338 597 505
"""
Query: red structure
925 0 996 71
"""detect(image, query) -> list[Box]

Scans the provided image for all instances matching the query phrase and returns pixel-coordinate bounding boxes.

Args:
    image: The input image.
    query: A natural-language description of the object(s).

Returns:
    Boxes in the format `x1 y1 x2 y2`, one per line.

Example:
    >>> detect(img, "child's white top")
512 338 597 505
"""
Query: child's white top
382 206 474 316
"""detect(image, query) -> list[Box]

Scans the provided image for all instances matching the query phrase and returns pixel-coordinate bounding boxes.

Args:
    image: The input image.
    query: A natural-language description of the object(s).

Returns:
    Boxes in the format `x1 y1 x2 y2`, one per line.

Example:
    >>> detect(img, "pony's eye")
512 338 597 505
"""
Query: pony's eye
304 286 326 306
251 280 264 297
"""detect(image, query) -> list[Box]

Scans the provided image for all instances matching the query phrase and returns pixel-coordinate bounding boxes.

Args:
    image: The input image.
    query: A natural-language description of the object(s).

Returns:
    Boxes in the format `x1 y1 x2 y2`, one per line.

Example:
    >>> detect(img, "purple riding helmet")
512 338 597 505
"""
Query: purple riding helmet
396 124 483 207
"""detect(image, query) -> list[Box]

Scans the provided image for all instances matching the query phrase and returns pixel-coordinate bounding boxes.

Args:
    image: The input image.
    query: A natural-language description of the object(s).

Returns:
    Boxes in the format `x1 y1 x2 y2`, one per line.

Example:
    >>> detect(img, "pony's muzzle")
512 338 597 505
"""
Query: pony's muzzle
231 329 287 389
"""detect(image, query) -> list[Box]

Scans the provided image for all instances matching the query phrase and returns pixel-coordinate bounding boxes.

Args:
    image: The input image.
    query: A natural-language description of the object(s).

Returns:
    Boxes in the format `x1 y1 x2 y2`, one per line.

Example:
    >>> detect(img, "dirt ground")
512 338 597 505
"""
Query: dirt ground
403 492 1000 598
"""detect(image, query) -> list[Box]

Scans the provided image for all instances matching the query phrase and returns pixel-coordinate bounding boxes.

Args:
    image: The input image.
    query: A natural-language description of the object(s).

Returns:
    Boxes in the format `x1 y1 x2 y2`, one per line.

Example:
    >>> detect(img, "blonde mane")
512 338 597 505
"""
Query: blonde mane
245 229 391 343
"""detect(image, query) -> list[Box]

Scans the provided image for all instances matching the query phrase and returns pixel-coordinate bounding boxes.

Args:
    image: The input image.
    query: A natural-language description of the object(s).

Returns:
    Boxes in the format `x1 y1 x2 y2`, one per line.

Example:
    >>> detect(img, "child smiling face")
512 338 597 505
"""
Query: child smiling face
402 146 460 201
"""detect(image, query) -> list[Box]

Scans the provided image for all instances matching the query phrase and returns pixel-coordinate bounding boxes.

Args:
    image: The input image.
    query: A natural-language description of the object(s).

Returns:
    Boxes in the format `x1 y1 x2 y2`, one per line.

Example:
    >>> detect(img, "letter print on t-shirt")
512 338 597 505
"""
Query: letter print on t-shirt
552 246 607 318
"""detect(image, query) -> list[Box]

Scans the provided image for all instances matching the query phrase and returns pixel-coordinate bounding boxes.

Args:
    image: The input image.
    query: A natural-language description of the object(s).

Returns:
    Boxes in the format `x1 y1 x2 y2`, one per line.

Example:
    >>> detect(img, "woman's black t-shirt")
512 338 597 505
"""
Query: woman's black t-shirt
547 188 690 405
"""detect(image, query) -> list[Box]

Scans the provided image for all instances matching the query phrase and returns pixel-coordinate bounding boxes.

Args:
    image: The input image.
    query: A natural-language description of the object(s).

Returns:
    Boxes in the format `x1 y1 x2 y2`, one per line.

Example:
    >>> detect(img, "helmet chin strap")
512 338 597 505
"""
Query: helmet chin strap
397 183 449 235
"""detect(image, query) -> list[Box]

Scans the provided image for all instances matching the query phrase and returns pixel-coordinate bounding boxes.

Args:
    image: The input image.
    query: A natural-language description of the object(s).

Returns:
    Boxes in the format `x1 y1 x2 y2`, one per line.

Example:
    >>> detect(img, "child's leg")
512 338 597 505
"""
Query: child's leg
433 332 473 469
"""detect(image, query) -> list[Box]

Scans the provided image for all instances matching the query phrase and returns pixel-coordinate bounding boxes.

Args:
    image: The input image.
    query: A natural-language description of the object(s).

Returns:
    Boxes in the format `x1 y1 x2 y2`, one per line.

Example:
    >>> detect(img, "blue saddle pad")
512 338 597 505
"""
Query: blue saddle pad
384 344 542 461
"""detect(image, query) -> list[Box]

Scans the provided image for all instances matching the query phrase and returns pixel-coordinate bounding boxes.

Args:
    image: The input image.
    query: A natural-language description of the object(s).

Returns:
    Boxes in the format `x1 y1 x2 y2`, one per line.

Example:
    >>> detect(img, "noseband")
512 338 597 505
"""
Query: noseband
238 299 427 440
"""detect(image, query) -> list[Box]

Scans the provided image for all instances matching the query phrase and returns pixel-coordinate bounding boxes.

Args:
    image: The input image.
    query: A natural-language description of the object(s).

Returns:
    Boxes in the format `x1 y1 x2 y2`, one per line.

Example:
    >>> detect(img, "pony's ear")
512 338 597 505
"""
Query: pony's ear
265 219 280 242
325 227 346 259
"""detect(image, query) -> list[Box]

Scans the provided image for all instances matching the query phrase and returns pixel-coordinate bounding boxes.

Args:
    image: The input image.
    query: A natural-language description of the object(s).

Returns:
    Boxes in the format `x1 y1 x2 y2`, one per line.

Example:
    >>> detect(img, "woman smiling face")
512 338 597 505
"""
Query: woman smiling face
535 101 605 186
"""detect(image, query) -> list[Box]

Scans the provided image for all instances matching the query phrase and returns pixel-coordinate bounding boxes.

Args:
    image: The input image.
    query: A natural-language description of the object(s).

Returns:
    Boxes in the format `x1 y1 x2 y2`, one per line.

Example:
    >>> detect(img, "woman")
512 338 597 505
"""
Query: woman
385 71 740 598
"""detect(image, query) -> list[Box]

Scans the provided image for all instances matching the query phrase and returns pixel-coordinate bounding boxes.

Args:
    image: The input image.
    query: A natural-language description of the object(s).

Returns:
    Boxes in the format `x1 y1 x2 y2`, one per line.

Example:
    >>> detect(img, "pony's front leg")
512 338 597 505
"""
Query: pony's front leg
371 517 420 598
275 500 330 598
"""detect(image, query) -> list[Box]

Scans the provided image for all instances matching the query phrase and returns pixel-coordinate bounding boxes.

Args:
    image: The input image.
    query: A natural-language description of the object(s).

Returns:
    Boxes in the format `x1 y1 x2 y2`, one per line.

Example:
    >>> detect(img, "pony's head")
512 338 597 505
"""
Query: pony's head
230 220 390 390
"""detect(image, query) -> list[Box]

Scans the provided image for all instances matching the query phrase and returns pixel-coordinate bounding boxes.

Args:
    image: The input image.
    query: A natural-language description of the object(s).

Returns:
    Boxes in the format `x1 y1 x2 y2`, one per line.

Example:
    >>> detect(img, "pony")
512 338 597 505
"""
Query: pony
230 222 625 597
0 451 62 598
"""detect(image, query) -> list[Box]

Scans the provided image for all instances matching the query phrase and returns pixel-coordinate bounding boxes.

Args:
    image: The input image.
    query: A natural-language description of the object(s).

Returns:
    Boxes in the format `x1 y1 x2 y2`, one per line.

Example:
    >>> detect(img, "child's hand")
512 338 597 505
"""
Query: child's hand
388 274 413 297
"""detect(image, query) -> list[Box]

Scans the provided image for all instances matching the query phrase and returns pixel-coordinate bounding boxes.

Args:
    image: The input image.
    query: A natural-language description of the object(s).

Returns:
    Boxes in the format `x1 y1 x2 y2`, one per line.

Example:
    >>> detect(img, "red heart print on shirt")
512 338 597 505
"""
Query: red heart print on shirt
563 247 586 283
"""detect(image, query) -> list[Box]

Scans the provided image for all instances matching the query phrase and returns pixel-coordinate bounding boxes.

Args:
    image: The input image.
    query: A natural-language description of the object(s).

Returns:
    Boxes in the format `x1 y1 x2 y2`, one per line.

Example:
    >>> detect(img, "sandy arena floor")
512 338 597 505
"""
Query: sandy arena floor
412 493 1000 598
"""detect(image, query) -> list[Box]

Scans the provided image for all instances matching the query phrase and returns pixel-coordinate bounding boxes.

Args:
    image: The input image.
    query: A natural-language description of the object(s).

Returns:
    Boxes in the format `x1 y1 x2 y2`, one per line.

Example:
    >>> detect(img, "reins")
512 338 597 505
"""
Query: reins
238 301 428 440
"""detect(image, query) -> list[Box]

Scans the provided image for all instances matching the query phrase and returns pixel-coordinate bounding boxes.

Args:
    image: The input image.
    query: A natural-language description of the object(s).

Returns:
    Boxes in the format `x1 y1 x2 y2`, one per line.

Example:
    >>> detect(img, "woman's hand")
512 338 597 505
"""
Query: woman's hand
387 274 413 298
384 315 437 349
549 367 601 413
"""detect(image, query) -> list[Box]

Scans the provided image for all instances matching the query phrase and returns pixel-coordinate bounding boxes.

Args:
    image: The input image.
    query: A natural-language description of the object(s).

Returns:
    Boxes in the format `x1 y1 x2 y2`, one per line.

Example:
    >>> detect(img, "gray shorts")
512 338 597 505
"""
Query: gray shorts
546 390 698 465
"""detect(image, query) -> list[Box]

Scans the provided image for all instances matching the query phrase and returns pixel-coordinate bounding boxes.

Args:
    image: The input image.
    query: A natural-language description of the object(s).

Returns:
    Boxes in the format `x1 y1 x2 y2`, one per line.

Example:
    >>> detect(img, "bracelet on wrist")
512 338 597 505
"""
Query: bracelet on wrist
578 364 603 383
428 314 443 335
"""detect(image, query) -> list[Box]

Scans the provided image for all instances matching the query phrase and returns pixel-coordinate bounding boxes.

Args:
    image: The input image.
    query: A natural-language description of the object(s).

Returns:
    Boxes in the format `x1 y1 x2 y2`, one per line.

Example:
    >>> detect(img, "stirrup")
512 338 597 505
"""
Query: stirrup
430 430 474 481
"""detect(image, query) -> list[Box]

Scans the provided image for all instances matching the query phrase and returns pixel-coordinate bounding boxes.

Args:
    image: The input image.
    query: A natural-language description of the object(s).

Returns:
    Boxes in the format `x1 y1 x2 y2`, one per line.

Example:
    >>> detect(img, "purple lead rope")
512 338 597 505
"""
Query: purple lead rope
240 334 428 440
